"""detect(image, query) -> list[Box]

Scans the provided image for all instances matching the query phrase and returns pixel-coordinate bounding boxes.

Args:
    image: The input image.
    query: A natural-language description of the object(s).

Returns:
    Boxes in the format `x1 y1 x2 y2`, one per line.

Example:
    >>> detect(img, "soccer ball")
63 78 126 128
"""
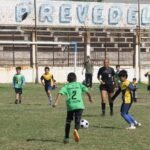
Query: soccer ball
80 119 89 128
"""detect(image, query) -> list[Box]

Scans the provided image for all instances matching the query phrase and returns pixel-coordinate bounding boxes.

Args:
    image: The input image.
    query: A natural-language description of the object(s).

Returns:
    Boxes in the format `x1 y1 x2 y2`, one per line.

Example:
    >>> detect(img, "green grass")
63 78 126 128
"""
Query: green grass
0 83 150 150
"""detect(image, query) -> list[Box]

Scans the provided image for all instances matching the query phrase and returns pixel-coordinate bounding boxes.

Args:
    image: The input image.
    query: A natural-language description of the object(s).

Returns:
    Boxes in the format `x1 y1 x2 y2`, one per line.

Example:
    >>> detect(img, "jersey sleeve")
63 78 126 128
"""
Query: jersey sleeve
59 85 68 95
80 83 89 93
112 68 115 76
97 68 102 80
40 75 44 80
21 75 25 86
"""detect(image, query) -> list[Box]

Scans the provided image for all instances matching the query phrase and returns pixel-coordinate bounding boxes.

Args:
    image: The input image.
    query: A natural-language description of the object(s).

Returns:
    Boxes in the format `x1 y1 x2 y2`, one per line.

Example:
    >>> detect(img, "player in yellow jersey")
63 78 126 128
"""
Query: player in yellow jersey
41 67 54 105
112 70 141 129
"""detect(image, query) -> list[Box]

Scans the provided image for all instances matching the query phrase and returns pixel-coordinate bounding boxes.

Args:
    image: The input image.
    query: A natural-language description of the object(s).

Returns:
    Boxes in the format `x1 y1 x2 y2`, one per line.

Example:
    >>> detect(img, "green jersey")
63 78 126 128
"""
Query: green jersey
59 82 88 111
13 74 25 89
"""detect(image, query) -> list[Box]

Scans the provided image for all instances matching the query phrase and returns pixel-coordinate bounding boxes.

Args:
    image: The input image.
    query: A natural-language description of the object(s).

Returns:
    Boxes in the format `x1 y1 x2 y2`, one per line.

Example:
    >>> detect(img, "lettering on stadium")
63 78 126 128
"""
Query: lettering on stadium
1 0 150 27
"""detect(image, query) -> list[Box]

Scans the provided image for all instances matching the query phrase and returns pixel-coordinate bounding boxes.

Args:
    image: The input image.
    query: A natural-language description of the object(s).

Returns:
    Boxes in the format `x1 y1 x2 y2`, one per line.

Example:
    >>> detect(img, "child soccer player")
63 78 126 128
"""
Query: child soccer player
13 66 25 104
132 78 138 102
145 71 150 93
41 67 54 105
52 72 93 143
112 70 141 129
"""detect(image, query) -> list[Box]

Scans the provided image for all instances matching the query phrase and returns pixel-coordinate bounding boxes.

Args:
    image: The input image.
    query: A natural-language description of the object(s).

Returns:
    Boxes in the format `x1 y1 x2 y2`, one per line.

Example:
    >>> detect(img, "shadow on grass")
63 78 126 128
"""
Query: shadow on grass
82 114 99 118
26 138 62 143
9 103 45 106
91 125 123 130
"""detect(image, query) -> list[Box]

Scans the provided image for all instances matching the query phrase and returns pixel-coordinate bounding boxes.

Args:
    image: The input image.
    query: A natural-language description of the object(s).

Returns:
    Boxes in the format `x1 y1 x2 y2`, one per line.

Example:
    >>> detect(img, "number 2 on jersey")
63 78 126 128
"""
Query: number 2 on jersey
72 90 77 100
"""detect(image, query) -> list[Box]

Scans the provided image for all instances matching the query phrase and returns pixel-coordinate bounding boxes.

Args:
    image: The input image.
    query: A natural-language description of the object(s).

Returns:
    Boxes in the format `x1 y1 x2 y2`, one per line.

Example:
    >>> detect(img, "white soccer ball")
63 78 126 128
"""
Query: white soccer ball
80 119 89 128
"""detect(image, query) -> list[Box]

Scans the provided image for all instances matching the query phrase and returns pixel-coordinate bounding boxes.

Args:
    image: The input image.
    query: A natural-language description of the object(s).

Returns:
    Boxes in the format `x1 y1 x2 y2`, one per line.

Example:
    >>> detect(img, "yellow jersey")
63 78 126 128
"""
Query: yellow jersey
120 80 132 104
40 73 54 86
112 80 136 104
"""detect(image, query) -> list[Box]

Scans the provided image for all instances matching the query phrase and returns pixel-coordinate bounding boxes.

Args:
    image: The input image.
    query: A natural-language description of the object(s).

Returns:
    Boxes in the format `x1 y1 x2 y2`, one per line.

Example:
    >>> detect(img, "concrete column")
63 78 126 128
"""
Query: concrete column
135 37 139 80
32 32 36 82
86 31 91 57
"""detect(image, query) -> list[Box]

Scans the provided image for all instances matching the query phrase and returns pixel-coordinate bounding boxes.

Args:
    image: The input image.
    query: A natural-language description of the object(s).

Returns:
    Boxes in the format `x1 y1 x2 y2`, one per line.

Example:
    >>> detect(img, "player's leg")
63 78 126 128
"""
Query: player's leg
15 88 19 104
64 111 73 143
47 90 52 105
108 92 114 116
45 85 52 105
126 104 141 127
74 109 83 142
89 74 92 88
100 85 108 116
107 84 114 116
18 89 22 104
85 73 88 87
120 103 136 129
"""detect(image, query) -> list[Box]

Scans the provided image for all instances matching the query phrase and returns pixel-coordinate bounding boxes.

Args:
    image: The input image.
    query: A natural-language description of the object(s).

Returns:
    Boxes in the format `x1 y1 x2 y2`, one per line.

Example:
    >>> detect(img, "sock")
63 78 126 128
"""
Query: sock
48 95 52 104
101 103 106 114
109 102 113 113
65 122 71 139
15 99 18 104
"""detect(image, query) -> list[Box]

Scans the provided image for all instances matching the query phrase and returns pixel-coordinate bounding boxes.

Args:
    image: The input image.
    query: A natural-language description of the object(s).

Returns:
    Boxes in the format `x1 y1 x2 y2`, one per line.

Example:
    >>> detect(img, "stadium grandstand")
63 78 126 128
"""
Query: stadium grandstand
0 0 150 83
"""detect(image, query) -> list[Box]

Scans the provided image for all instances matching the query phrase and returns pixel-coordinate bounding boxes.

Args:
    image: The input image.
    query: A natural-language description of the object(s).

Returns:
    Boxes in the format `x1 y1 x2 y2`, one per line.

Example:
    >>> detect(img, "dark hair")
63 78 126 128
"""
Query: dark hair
67 72 76 82
116 64 120 68
44 66 50 71
118 70 128 78
16 66 21 70
133 78 136 81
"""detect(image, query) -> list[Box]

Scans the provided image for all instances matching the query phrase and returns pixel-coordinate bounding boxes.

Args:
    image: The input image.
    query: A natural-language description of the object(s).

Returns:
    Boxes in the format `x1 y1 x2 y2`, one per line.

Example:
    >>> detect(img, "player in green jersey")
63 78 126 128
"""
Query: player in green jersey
52 72 93 144
13 67 25 104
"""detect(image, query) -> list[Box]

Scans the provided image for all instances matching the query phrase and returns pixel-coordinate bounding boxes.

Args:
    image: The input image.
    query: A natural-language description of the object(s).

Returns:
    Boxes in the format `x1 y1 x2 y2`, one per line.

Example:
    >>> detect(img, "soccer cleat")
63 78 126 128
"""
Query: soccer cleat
135 122 141 127
126 126 136 130
63 137 69 144
15 100 18 104
110 111 114 116
73 129 80 142
101 112 105 117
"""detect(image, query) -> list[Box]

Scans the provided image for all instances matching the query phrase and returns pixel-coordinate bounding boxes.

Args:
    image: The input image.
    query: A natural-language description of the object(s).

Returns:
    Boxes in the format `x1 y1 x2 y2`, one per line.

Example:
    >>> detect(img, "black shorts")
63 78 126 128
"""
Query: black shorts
100 84 114 93
15 88 23 94
66 109 83 122
44 85 52 92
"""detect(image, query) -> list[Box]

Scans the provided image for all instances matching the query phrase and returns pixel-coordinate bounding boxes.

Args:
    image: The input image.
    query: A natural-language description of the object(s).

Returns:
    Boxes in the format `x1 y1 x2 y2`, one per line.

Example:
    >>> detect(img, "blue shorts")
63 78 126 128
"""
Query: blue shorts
45 85 52 92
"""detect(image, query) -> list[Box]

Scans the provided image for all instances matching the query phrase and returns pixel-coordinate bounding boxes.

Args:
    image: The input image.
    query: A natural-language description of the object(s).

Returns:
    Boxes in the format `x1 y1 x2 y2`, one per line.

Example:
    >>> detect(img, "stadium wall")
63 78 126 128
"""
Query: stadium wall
0 66 149 83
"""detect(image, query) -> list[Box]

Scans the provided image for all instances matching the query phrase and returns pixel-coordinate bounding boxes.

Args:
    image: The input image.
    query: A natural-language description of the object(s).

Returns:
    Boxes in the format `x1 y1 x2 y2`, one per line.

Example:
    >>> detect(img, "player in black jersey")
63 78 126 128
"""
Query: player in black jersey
97 59 115 116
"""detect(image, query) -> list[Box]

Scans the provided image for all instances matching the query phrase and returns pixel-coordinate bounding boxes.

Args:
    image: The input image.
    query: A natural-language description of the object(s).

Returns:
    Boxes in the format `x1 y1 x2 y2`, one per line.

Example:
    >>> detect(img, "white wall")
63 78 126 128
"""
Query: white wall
0 66 149 84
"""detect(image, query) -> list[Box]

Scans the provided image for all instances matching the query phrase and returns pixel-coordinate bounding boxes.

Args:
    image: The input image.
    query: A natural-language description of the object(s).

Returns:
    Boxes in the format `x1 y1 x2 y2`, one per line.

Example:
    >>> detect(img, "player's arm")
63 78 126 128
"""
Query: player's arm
53 86 67 107
85 92 93 103
111 87 121 101
12 76 15 88
82 63 85 74
21 76 25 87
145 72 148 77
128 83 137 91
97 68 101 80
40 76 45 86
52 93 62 107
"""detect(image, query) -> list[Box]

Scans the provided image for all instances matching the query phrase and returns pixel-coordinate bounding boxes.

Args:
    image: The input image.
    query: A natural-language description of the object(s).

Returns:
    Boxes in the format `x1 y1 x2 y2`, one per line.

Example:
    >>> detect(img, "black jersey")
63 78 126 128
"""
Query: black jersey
97 67 115 85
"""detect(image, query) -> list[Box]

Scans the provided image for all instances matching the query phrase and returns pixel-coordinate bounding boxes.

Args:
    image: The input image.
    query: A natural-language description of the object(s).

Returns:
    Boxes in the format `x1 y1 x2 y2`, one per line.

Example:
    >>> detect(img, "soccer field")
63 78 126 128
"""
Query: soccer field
0 83 150 150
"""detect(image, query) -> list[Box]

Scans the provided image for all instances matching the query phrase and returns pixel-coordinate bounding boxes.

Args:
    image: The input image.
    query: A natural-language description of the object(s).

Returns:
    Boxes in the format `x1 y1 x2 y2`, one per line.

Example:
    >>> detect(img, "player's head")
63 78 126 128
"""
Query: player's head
87 56 90 62
16 66 21 74
116 64 120 71
103 58 110 67
44 67 50 73
67 72 77 83
133 78 137 82
118 70 128 81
